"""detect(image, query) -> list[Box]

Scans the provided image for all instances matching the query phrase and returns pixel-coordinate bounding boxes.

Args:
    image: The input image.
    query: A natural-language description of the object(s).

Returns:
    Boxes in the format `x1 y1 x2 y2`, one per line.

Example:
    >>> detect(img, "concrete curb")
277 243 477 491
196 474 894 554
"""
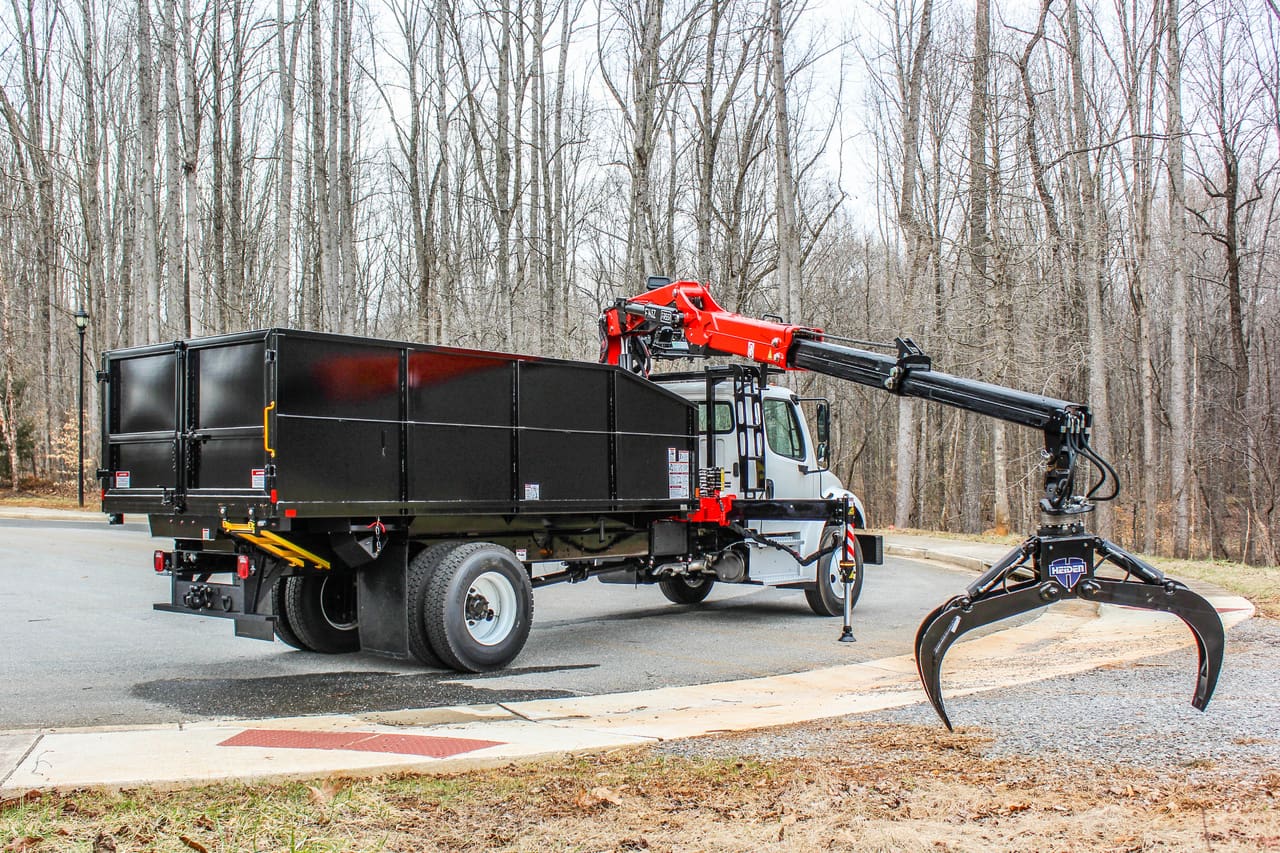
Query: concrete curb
0 505 104 523
884 543 994 574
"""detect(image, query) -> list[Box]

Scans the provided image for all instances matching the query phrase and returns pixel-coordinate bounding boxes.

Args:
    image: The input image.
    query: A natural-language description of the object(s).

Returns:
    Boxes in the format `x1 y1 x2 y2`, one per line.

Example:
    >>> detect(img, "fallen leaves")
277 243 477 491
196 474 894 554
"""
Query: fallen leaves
574 786 623 809
0 792 40 814
178 835 208 853
3 837 41 852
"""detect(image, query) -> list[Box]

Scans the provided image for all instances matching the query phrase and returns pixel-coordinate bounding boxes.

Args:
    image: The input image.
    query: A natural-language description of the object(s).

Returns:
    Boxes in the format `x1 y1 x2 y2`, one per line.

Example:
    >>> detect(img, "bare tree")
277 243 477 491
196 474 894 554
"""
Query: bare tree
1166 0 1192 556
273 0 302 325
893 0 933 529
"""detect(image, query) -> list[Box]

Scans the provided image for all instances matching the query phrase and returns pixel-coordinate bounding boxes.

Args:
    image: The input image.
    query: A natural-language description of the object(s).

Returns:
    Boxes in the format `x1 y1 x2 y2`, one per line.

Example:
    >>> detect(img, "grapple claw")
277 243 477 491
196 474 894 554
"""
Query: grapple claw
914 583 1053 730
1079 577 1224 711
912 528 1227 729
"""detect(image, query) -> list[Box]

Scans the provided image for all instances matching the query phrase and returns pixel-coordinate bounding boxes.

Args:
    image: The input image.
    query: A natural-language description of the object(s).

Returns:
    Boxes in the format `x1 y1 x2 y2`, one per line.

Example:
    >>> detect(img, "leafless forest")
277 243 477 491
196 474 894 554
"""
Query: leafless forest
0 0 1277 563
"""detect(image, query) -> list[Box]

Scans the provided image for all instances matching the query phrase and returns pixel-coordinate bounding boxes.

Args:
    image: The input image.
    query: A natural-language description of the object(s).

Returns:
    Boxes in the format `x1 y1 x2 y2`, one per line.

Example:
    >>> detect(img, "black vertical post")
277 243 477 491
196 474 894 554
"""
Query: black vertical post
74 308 89 507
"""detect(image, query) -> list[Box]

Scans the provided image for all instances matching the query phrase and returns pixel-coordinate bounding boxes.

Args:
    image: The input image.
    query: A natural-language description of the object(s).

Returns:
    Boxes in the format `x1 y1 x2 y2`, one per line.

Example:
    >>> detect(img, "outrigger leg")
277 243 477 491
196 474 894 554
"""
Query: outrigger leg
913 521 1225 730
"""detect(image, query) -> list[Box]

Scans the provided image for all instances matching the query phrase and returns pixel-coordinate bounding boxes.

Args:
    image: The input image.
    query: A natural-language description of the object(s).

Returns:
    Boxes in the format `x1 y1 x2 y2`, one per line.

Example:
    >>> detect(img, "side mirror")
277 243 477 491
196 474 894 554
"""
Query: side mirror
797 396 832 473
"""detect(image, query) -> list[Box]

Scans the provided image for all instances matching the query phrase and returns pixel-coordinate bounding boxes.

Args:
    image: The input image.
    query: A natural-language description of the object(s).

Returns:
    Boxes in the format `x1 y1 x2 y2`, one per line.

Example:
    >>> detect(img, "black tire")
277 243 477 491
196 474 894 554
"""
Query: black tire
423 542 534 672
405 541 461 667
806 529 864 617
659 574 714 604
270 578 310 651
283 572 360 654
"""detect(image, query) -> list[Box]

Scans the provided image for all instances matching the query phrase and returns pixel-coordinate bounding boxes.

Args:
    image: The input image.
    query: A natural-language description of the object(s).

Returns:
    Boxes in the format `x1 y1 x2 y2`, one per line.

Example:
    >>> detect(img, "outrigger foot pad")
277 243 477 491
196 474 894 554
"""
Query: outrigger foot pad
913 523 1226 730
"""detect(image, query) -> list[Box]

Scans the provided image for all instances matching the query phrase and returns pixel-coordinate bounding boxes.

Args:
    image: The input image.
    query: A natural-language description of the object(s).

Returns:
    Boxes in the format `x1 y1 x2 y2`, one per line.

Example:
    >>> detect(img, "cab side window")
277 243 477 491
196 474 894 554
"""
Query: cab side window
763 399 805 461
697 401 734 433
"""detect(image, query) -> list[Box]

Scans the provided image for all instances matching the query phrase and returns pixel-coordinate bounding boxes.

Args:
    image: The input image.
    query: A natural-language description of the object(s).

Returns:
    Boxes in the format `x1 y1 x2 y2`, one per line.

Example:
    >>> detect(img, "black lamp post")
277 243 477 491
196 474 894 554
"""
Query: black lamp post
74 308 90 507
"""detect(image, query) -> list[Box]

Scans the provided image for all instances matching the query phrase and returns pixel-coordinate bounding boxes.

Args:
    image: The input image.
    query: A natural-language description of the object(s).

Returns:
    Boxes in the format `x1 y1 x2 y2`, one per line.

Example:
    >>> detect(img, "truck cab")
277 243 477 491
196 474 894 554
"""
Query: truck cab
649 367 870 614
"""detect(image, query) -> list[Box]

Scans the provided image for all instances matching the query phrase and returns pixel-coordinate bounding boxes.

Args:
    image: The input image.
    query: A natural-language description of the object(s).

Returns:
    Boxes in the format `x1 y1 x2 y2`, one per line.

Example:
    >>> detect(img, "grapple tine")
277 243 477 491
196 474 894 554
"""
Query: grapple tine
1082 578 1225 711
914 597 962 730
914 584 1052 730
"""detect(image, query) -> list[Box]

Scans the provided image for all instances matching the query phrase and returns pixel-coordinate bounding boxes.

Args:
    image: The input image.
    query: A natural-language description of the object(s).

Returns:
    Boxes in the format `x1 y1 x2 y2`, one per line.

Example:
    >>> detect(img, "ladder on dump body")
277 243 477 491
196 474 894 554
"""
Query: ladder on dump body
733 368 767 499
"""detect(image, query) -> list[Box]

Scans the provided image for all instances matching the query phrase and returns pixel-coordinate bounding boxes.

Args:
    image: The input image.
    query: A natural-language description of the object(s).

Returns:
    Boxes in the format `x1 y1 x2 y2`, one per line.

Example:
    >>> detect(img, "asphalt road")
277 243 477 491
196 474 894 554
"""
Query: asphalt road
0 516 971 730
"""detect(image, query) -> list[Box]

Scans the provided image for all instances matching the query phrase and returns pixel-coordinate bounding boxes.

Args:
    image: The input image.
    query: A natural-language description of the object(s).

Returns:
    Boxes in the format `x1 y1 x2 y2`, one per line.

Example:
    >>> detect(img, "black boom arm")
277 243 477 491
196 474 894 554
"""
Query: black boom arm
787 336 1105 517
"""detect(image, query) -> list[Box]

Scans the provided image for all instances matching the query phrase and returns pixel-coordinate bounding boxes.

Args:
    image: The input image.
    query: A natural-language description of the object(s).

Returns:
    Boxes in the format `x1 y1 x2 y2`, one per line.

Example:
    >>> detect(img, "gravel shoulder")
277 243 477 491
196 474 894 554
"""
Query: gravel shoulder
666 615 1280 779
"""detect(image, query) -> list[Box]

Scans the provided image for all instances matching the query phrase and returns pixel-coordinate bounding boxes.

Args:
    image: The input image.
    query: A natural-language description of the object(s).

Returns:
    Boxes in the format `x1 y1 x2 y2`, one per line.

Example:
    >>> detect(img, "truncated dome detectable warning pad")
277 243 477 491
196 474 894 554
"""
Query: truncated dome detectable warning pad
218 729 502 758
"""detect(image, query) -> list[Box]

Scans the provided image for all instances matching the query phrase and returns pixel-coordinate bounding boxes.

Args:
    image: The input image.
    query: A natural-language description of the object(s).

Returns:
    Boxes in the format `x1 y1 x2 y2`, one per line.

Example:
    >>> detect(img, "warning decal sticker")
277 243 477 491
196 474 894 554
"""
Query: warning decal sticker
668 448 691 499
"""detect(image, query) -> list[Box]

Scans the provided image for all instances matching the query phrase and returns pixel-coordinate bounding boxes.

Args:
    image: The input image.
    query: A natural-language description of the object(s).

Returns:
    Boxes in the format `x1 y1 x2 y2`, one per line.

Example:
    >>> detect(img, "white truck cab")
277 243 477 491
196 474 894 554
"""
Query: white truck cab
652 370 868 614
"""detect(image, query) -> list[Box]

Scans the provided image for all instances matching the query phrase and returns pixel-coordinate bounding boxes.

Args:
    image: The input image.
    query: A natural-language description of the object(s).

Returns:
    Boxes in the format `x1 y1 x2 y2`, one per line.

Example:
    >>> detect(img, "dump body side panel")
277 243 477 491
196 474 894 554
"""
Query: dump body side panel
101 329 696 522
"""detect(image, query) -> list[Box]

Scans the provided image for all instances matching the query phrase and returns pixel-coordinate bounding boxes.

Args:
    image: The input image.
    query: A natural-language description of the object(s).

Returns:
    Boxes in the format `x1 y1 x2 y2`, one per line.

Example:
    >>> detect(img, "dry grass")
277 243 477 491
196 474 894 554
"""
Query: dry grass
0 480 81 511
3 721 1278 852
1151 556 1280 618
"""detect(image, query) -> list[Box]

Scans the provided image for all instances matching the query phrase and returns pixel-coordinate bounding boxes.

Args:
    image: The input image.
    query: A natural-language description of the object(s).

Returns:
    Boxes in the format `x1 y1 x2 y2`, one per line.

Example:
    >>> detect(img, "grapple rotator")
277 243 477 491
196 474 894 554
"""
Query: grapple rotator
601 280 1227 728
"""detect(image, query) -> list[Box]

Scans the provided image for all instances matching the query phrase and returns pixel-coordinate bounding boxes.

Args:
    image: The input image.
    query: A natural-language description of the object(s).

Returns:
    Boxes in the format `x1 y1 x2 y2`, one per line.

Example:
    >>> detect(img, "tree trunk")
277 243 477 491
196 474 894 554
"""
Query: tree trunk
893 0 933 530
138 0 160 341
964 0 991 534
275 0 301 325
769 0 800 322
181 0 202 336
162 0 183 337
1067 0 1111 537
1166 0 1191 557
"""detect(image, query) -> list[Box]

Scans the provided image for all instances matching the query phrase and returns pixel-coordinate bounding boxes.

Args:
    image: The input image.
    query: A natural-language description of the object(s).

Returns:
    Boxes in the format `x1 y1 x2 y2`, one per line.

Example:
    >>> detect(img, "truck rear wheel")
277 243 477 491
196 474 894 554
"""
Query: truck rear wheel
270 577 310 651
806 531 864 617
406 541 461 667
283 573 361 654
424 542 533 672
659 574 714 604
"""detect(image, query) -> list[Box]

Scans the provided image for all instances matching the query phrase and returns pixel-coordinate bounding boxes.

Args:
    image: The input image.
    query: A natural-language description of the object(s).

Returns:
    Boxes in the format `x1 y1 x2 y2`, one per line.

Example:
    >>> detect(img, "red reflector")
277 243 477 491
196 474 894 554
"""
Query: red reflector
154 551 168 572
284 508 297 518
270 488 278 503
236 554 252 579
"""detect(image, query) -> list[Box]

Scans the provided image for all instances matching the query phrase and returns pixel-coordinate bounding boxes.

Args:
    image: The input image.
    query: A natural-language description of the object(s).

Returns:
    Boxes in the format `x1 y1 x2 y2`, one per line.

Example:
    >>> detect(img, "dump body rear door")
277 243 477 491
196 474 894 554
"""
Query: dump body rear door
102 332 272 514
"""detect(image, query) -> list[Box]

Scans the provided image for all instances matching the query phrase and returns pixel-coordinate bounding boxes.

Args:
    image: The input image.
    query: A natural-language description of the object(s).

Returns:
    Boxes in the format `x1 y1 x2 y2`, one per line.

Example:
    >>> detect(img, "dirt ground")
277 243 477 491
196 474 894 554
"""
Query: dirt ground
3 718 1278 852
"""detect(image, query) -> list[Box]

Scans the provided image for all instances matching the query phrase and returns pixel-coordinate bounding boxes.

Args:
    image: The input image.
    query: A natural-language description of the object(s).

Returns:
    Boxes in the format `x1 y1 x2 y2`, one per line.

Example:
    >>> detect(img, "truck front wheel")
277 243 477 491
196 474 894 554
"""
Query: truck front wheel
423 542 533 672
806 530 864 617
283 573 361 654
659 575 714 604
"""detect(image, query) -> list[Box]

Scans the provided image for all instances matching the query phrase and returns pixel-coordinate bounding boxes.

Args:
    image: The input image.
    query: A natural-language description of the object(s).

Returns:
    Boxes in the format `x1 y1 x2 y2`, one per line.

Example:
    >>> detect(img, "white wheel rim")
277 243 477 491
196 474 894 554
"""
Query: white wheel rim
465 571 518 646
825 551 847 601
319 575 358 631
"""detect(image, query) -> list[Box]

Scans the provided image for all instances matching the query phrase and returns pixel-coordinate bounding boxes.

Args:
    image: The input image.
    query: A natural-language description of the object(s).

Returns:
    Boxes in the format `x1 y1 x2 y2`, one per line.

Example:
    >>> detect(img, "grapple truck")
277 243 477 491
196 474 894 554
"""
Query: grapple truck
100 279 1225 726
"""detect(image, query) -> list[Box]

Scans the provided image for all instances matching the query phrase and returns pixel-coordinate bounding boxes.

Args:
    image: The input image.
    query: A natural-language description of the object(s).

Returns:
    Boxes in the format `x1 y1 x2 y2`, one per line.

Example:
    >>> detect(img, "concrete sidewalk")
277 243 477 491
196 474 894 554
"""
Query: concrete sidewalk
0 513 1256 793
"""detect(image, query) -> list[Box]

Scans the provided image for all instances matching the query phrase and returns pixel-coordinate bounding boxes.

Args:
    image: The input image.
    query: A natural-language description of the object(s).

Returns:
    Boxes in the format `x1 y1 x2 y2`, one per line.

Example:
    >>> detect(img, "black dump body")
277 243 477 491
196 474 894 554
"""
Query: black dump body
100 329 696 522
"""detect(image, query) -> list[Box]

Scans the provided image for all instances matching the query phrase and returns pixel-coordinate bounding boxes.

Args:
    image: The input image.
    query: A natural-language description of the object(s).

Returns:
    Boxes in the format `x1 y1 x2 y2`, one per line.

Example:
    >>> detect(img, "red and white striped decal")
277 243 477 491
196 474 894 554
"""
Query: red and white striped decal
843 521 858 565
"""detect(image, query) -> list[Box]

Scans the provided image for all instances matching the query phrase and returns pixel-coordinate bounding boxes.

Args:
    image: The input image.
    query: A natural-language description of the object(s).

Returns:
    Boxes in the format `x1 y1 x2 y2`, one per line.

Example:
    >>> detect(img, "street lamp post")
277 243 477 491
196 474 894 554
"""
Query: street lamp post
74 308 89 507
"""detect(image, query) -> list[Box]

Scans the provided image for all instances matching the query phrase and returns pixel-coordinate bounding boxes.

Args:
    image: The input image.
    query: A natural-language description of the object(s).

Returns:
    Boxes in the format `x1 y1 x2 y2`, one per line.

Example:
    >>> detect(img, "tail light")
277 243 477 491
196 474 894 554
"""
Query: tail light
153 550 171 573
236 554 253 579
